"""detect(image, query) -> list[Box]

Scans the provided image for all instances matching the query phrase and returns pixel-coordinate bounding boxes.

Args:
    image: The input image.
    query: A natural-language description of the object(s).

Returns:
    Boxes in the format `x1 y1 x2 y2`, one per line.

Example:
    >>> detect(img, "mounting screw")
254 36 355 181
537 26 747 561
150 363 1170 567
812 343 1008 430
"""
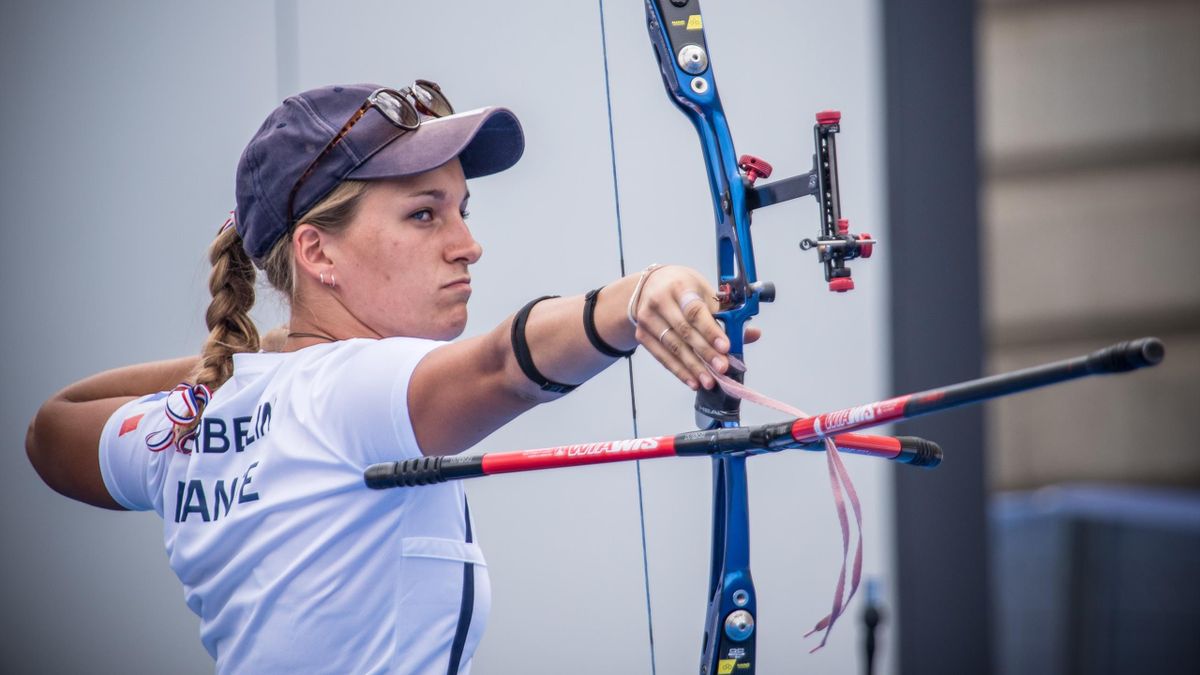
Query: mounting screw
677 44 709 74
724 609 755 641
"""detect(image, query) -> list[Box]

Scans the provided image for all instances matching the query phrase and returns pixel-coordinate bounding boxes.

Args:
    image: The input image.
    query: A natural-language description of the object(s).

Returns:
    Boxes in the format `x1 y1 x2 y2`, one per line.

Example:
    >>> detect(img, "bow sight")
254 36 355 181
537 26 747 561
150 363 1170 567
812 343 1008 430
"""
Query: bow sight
745 111 877 293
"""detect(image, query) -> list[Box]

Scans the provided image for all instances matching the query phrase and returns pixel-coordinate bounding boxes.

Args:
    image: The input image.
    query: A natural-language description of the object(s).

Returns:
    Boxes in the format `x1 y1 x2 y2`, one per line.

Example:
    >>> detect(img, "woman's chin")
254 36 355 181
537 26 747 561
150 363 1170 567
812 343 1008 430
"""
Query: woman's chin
428 314 469 342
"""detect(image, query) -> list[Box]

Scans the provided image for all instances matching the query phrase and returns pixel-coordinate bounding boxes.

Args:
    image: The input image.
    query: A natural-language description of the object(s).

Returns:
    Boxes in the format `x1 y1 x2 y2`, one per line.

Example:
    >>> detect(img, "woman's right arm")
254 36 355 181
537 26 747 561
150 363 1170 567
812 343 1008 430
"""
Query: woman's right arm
26 357 197 509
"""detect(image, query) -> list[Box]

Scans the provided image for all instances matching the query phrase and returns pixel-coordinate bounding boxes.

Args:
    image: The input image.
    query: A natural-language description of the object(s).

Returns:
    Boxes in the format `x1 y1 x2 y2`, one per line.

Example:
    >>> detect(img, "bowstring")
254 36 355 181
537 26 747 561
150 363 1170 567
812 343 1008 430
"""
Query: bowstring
597 2 657 673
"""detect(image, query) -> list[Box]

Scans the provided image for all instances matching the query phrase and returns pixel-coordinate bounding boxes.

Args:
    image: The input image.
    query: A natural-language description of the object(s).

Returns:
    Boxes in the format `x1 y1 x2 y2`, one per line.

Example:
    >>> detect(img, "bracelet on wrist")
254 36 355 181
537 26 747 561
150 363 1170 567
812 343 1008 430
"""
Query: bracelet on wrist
627 263 664 327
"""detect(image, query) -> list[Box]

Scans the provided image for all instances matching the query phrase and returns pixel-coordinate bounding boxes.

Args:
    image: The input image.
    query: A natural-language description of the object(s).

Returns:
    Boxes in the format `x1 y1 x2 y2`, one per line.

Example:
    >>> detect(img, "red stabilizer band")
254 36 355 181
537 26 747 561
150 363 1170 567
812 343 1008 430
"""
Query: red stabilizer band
481 436 677 475
830 432 902 460
791 395 912 443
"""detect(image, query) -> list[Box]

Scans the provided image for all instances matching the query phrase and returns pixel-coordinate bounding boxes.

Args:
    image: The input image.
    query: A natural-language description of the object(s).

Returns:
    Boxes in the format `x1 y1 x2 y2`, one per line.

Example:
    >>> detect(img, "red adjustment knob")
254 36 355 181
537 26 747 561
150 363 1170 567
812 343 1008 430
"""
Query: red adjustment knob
837 217 850 235
816 110 842 125
829 277 855 293
858 233 873 258
738 154 773 184
716 282 734 306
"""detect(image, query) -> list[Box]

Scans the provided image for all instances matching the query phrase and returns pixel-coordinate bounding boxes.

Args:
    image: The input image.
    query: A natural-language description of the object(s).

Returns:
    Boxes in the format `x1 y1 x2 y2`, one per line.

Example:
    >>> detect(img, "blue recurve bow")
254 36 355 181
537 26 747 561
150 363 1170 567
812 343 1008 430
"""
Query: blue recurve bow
602 2 875 673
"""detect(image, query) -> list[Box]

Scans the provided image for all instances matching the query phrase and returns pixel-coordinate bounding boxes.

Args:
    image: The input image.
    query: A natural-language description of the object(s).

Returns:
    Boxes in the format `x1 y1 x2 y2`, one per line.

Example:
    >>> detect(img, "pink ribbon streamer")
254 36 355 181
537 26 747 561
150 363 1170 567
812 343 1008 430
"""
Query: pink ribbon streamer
705 359 863 651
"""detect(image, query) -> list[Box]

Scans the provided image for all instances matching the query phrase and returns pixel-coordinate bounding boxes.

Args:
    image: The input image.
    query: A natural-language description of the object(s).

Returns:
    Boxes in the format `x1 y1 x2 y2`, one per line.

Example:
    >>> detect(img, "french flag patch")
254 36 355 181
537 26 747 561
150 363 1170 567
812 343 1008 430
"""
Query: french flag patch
119 413 145 437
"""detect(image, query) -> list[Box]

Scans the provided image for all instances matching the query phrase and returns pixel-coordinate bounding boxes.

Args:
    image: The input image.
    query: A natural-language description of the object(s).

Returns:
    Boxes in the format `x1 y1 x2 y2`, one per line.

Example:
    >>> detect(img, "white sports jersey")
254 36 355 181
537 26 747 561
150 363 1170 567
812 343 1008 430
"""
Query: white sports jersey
99 338 490 674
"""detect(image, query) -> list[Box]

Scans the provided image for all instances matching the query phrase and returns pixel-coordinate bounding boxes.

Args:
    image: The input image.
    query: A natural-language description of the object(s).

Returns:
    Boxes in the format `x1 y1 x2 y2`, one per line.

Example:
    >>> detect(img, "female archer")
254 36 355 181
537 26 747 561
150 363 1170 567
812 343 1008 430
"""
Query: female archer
24 81 747 672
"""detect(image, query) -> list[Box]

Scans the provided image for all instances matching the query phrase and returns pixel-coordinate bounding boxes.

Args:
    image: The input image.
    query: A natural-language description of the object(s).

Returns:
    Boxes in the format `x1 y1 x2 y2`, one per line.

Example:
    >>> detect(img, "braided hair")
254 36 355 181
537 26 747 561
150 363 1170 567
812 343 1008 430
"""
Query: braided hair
170 180 371 448
172 225 259 446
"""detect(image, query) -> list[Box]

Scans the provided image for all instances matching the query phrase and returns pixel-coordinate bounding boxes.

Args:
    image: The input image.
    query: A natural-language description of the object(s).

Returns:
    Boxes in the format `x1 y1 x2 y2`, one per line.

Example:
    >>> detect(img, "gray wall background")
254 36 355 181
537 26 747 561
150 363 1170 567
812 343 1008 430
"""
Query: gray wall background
976 3 1200 670
979 0 1200 491
0 1 895 673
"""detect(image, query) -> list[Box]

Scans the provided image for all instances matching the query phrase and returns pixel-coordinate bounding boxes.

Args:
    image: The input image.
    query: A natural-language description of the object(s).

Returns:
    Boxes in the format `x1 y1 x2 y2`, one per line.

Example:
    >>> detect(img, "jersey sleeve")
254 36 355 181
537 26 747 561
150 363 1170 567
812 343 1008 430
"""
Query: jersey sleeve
319 337 446 466
98 393 176 515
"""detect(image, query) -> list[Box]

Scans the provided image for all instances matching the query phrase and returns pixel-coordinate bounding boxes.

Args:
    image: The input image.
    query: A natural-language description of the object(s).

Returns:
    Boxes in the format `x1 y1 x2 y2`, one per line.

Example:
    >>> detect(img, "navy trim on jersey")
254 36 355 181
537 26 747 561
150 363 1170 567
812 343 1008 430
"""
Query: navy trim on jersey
446 497 474 674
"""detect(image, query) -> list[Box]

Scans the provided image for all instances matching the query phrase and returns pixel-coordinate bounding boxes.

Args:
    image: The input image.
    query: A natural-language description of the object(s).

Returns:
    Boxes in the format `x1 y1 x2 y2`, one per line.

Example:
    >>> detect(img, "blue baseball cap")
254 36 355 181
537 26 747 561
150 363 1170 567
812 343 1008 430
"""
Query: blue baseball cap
234 83 524 264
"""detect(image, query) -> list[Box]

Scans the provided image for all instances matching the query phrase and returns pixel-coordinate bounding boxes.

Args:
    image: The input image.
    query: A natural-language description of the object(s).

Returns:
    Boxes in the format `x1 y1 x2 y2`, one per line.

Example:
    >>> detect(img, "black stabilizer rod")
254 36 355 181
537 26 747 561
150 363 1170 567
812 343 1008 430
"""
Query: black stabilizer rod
895 437 943 468
364 455 484 489
1086 337 1165 373
903 337 1165 418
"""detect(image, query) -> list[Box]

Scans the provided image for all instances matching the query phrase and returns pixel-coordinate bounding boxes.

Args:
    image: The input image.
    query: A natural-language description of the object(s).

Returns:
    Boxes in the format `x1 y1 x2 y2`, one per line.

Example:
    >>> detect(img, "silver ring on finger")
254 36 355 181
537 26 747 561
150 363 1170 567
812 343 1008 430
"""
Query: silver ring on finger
657 327 673 343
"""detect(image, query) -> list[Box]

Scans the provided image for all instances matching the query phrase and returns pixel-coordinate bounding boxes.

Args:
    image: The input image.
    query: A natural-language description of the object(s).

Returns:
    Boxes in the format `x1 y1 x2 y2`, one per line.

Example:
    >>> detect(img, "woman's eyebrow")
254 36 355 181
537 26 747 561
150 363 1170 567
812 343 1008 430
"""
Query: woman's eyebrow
406 188 470 206
407 188 448 201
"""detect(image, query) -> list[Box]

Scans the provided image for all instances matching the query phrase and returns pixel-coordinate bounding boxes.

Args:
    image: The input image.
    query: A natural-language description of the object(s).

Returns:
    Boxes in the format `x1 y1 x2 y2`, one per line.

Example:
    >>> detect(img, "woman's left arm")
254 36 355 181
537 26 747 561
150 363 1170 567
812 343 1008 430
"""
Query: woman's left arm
26 356 197 509
409 265 754 455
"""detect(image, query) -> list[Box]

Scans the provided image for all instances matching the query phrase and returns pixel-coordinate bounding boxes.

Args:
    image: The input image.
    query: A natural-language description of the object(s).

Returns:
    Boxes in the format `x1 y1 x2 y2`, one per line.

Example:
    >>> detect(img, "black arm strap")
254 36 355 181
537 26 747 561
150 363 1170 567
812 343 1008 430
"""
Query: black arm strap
584 288 637 358
510 296 579 394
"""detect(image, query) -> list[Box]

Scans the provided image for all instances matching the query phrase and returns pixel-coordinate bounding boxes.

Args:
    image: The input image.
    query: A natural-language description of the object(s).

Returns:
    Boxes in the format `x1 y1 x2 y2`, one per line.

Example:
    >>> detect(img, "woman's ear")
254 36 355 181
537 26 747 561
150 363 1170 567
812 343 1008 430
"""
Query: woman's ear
292 223 335 280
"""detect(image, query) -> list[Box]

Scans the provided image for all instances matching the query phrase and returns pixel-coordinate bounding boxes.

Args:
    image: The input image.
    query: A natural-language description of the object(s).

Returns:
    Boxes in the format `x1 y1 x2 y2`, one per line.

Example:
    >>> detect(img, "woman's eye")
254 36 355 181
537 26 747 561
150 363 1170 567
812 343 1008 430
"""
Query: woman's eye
460 209 471 220
410 208 434 222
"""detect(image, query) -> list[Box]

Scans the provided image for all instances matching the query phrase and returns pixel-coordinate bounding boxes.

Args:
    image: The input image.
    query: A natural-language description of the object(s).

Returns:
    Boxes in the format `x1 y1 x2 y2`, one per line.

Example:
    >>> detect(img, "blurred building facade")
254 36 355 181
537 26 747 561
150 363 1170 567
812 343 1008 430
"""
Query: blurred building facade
979 0 1200 491
980 3 1200 672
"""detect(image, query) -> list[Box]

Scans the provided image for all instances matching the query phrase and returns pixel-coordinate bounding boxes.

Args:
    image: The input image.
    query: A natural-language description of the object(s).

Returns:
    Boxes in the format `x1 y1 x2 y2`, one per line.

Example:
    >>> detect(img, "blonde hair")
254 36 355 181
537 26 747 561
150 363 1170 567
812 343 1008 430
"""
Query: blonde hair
174 180 372 443
261 180 372 299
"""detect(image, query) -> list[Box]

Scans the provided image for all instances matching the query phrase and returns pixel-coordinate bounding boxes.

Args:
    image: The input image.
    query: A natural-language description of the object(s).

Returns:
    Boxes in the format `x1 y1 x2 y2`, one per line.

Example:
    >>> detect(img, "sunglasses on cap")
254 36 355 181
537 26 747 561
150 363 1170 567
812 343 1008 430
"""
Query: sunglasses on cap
285 80 454 227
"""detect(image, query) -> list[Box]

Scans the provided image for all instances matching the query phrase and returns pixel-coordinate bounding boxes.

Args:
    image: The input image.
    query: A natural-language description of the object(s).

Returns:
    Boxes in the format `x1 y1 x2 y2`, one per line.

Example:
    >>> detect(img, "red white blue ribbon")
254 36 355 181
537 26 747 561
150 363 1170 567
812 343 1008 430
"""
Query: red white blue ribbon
145 382 211 454
164 382 211 426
